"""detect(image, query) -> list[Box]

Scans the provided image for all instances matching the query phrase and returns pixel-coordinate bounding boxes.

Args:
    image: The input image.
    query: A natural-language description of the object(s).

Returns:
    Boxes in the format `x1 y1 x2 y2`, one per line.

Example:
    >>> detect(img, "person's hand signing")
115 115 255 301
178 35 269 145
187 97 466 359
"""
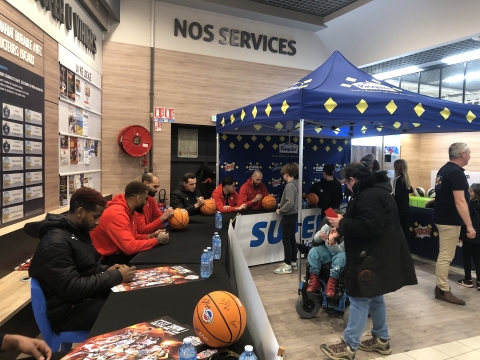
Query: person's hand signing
118 265 136 283
252 194 263 203
194 197 205 209
157 230 169 245
235 204 247 211
160 207 174 222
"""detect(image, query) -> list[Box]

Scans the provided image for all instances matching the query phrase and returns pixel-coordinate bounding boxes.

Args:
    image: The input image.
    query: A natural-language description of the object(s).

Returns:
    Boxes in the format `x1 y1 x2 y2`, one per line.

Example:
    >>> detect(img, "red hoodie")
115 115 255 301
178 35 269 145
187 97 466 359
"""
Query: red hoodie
91 194 158 256
239 179 269 209
211 184 242 213
134 195 165 234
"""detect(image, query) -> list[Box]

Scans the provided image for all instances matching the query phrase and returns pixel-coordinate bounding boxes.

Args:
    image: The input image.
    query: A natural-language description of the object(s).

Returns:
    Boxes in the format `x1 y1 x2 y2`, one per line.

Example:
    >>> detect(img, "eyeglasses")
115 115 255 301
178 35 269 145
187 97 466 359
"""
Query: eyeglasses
207 350 239 360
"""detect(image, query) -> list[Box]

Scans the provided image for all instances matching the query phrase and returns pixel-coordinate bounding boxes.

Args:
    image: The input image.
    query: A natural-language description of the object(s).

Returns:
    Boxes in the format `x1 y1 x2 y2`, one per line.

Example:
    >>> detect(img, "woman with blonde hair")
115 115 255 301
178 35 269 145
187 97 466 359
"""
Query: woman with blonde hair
393 159 413 232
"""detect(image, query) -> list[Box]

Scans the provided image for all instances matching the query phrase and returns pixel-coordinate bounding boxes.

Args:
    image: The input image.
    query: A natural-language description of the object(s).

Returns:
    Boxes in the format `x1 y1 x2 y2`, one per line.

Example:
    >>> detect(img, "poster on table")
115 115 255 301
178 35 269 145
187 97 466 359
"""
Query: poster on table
111 265 200 292
219 134 351 196
3 139 23 154
60 316 216 360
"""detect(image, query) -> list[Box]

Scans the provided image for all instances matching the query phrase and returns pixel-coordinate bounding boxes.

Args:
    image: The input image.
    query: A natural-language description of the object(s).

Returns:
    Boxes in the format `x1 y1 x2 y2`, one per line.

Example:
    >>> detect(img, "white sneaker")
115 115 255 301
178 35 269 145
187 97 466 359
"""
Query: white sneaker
291 262 298 270
274 263 292 274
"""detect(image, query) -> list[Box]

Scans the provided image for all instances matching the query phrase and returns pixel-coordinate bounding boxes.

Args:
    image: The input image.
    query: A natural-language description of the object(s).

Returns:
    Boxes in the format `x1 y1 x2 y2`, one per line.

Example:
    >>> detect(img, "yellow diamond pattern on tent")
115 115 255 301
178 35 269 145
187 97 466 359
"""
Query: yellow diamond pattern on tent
252 106 258 118
413 123 420 127
279 136 285 142
253 124 262 131
313 145 318 151
324 97 338 113
258 143 264 149
433 231 438 237
325 146 330 152
244 143 250 149
356 99 368 114
344 139 349 144
266 135 271 141
315 127 322 133
281 100 289 114
338 146 343 152
275 122 283 129
236 135 242 141
376 127 382 132
393 122 401 129
273 143 278 150
466 111 476 123
440 108 450 120
251 135 257 141
332 139 337 144
295 123 300 129
230 114 235 124
222 134 227 141
265 104 272 116
414 103 425 117
333 129 340 135
229 142 235 149
386 100 397 115
221 118 225 126
306 138 312 143
294 137 298 143
241 109 246 120
319 139 324 144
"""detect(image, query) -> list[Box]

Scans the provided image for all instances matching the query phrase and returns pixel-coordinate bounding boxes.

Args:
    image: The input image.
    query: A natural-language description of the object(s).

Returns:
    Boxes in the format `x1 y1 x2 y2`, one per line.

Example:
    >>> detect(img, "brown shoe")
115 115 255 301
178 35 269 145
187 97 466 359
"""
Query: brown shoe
435 286 466 305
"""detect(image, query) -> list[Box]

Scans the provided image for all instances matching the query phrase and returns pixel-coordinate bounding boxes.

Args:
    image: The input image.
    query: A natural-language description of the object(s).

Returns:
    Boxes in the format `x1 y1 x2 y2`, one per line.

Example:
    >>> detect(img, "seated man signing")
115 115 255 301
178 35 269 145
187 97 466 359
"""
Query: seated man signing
212 177 247 213
91 181 169 266
239 170 269 209
135 172 174 233
27 188 136 333
170 172 204 215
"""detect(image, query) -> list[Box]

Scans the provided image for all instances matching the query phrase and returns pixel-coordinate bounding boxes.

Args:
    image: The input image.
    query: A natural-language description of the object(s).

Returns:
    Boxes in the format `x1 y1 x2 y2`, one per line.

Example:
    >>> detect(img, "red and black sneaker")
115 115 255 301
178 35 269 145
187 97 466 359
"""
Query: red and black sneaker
457 279 474 288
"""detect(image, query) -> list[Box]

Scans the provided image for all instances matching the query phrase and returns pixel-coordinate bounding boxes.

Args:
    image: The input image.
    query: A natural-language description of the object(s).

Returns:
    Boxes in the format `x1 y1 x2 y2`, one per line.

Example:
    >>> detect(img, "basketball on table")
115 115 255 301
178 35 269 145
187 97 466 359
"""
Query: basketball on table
414 187 426 197
306 193 319 206
193 291 247 348
261 195 277 211
201 198 217 215
168 208 189 230
427 188 436 198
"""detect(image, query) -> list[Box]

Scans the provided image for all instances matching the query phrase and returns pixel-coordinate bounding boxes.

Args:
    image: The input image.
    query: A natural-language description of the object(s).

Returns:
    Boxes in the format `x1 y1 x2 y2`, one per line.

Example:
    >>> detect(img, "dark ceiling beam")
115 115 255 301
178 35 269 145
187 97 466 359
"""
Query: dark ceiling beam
77 0 110 31
99 0 120 22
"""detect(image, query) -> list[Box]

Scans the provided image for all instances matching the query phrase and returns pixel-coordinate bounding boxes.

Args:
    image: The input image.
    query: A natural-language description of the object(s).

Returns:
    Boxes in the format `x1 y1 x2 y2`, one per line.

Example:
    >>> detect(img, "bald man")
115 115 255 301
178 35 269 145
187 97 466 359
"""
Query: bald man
239 170 269 210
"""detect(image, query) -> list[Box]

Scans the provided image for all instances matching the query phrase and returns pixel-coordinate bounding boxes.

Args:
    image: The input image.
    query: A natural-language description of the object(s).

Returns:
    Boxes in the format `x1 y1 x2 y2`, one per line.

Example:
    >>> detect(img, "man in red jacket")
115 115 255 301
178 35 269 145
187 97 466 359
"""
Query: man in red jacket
91 181 169 266
239 170 269 209
135 173 174 234
212 177 247 213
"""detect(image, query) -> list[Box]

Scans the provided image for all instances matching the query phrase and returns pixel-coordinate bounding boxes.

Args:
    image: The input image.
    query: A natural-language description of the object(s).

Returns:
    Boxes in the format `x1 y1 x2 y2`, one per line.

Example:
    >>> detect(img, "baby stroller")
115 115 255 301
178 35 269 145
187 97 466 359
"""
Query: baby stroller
295 251 350 324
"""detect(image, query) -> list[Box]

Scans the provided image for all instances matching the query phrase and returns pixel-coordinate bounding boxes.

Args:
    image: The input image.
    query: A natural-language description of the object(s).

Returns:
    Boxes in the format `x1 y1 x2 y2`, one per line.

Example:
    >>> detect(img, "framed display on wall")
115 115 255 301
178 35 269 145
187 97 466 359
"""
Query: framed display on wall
177 128 198 158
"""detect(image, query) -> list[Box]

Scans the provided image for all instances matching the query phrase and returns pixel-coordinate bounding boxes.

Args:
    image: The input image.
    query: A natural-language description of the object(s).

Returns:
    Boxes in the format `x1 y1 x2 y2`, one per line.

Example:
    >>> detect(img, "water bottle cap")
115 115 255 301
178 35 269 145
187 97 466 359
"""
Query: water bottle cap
207 247 212 250
217 211 220 214
214 232 218 235
183 337 192 344
203 249 208 252
245 345 253 352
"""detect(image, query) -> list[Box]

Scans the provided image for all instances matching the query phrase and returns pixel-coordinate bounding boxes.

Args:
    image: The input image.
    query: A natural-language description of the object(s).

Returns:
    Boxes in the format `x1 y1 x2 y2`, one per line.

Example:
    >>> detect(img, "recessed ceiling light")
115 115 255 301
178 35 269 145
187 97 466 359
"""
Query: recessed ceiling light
373 66 422 80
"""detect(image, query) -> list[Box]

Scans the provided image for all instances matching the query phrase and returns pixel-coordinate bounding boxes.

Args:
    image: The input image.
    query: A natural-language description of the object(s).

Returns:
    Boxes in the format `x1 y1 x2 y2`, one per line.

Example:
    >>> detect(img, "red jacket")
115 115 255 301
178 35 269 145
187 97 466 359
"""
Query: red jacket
239 179 269 209
134 195 165 234
91 194 158 256
212 184 242 213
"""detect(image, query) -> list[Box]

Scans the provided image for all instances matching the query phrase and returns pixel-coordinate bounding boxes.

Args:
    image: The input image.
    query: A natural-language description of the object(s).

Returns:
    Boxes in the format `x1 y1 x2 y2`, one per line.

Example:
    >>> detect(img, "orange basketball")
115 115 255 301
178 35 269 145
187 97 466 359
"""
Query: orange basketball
200 198 217 215
261 195 277 211
168 208 189 230
306 193 319 206
193 291 247 348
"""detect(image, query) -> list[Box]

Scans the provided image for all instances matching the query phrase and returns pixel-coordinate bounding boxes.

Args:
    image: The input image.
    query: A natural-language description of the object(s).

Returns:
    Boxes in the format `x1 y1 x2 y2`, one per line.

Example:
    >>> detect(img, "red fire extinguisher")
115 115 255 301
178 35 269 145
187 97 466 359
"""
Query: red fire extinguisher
158 189 167 210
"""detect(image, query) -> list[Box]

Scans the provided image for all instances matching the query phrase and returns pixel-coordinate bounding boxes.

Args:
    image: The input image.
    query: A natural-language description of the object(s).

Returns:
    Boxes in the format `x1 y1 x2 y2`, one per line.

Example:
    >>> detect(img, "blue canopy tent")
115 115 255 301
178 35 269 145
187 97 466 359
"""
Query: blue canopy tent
216 51 480 277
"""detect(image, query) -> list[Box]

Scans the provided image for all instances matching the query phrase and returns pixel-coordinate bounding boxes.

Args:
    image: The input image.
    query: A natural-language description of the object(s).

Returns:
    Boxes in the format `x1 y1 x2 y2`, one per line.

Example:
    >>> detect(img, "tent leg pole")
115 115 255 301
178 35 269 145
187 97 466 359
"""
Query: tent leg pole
298 119 304 284
216 134 220 187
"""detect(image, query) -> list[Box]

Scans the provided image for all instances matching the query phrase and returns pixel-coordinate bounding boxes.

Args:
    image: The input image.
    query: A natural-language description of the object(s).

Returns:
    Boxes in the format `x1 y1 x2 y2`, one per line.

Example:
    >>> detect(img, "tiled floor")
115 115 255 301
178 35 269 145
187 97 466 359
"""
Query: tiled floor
250 258 480 360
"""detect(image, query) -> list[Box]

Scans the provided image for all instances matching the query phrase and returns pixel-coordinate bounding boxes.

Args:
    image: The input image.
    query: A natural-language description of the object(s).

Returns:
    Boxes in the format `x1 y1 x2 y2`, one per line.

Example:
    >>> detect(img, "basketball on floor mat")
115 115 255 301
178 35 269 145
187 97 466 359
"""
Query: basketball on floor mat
193 290 247 348
414 187 425 197
261 195 277 211
306 193 319 206
200 198 217 215
168 208 189 230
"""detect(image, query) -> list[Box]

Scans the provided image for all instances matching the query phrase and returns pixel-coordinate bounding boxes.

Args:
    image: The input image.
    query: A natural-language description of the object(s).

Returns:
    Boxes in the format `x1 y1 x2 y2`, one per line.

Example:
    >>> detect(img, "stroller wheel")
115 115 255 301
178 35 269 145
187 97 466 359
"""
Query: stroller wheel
343 305 350 325
295 293 321 318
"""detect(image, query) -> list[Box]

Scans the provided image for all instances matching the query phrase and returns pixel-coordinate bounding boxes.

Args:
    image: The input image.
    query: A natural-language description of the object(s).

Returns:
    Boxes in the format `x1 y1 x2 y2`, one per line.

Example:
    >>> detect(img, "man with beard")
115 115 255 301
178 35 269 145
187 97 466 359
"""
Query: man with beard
212 177 247 213
27 187 136 333
135 173 174 233
239 170 269 210
91 181 169 266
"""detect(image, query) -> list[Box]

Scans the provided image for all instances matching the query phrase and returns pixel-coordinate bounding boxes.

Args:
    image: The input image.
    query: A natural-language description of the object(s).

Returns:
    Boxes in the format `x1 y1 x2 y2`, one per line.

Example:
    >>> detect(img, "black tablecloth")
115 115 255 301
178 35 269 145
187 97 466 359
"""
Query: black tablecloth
90 264 254 356
131 215 228 265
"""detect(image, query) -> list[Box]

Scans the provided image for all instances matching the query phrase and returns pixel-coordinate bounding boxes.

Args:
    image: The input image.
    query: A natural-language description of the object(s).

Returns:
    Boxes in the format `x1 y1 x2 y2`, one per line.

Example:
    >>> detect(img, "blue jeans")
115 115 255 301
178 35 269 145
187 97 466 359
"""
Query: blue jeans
307 246 346 278
344 295 389 351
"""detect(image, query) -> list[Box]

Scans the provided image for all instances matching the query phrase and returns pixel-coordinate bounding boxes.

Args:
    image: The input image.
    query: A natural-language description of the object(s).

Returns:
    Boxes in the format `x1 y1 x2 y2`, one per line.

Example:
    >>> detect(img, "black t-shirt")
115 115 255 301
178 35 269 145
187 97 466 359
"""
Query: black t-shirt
309 178 343 214
433 162 470 225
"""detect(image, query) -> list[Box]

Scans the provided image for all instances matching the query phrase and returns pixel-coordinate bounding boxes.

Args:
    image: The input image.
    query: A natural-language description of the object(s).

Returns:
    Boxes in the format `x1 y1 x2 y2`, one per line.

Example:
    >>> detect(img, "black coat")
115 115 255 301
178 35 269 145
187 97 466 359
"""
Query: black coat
338 171 417 298
170 182 203 215
27 214 122 328
460 198 480 244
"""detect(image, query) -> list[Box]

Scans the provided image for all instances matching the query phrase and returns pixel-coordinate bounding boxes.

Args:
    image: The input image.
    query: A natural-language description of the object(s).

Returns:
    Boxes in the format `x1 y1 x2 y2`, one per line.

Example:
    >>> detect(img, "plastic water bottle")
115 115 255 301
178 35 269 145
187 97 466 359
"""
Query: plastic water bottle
178 337 197 360
200 250 210 278
238 345 258 360
213 232 221 260
215 211 222 229
206 246 213 275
